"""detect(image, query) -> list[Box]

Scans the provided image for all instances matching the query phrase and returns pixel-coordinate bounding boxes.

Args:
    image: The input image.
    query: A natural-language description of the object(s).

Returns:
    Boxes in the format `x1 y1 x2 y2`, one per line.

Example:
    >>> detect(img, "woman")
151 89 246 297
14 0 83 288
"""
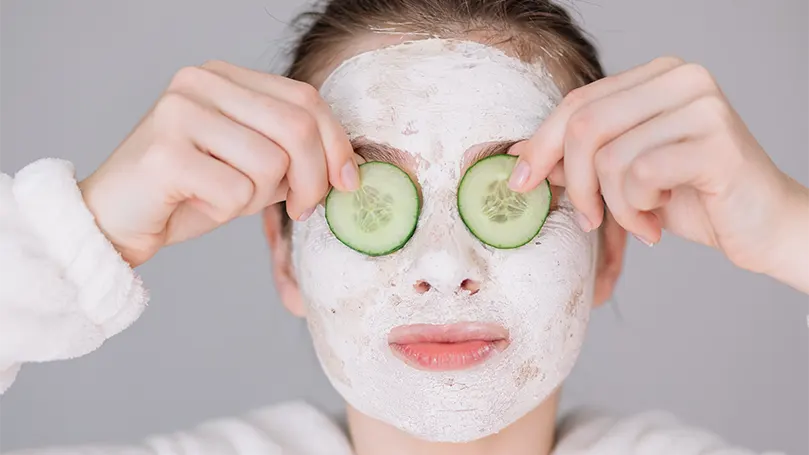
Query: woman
1 0 806 454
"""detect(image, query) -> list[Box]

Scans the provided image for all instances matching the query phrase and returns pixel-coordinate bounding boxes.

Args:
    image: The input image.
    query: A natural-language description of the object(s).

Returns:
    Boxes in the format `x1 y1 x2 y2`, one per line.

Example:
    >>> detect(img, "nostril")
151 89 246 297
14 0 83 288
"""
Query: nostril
460 279 481 295
414 280 432 294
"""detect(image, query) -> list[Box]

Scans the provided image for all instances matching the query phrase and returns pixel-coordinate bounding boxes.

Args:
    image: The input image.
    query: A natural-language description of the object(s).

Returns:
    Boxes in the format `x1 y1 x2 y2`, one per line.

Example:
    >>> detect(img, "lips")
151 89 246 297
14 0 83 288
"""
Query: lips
388 322 510 371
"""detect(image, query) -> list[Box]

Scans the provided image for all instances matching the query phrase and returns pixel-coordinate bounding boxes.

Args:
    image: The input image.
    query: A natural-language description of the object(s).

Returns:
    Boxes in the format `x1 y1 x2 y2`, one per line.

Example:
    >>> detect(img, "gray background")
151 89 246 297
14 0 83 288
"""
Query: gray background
1 0 807 453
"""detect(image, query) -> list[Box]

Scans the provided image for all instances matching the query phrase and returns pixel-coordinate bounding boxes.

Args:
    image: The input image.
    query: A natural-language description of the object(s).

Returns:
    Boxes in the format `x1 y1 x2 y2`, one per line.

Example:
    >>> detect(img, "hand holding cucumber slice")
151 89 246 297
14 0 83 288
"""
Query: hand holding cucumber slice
325 155 550 256
325 162 420 256
458 155 551 249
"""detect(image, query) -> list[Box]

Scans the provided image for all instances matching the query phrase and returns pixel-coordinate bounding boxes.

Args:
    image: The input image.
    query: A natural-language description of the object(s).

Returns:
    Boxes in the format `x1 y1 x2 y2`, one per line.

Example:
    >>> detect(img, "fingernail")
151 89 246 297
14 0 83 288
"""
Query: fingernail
508 160 530 191
575 211 592 232
633 234 655 247
298 207 315 222
342 161 360 191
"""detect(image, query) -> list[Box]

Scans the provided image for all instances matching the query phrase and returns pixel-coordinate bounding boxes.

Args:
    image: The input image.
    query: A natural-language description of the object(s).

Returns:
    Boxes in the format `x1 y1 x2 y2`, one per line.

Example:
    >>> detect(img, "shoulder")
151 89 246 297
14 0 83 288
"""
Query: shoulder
552 409 784 455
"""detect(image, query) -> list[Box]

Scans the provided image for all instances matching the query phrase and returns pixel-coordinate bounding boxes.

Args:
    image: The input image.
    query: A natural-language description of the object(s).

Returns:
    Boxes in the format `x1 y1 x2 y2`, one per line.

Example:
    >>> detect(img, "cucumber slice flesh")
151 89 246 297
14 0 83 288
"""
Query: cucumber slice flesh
325 161 420 256
458 155 551 249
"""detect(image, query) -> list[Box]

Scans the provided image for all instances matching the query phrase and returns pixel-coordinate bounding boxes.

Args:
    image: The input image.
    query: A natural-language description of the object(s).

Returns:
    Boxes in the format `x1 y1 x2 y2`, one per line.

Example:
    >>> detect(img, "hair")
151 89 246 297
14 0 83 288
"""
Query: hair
279 0 604 231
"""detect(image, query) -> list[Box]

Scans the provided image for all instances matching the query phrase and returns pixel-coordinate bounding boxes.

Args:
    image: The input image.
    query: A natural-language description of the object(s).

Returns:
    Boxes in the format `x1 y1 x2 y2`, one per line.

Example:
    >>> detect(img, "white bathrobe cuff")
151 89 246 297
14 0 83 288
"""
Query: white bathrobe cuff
0 159 148 393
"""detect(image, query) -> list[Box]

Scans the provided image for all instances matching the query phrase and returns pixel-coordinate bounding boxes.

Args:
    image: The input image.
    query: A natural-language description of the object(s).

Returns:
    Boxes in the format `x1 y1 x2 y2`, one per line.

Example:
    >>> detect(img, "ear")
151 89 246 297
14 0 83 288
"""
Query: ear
593 209 627 307
262 204 306 317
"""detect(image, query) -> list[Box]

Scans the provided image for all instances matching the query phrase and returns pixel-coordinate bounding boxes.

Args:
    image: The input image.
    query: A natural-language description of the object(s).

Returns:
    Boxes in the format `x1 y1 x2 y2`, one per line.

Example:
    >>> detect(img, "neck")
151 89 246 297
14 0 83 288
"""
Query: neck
347 391 559 455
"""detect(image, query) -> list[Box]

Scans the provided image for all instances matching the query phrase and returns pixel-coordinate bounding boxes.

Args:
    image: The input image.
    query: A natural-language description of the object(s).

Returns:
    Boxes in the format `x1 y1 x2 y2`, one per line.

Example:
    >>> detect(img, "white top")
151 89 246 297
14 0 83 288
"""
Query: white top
0 160 781 455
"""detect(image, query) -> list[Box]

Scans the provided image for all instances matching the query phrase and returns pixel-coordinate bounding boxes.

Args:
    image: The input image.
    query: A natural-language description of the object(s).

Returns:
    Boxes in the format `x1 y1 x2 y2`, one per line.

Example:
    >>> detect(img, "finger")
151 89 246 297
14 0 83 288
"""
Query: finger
166 66 329 218
160 95 291 216
623 138 725 250
598 93 719 173
592 96 721 242
622 142 702 212
596 154 662 245
196 121 288 216
509 56 686 195
562 63 718 230
547 161 565 186
199 61 359 192
624 140 716 212
169 143 255 225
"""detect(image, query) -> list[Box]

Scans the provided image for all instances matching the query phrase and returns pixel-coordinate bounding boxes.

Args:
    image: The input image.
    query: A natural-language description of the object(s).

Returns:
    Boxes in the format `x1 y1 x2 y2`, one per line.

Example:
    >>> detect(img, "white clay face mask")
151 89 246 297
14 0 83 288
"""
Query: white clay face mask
291 39 598 442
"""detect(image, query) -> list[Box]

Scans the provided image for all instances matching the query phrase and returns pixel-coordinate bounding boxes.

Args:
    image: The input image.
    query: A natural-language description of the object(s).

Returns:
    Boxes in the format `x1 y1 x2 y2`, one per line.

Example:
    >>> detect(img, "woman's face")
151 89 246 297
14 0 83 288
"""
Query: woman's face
282 39 601 442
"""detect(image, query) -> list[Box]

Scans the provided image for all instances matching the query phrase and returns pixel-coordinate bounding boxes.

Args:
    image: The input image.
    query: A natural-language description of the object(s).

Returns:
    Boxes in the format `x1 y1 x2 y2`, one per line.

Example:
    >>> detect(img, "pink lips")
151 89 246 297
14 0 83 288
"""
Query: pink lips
388 323 510 371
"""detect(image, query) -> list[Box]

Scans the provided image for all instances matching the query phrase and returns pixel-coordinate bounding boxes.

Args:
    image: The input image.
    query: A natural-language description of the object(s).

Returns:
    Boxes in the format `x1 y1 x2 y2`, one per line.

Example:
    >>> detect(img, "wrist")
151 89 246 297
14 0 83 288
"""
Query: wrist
762 174 809 293
77 175 139 267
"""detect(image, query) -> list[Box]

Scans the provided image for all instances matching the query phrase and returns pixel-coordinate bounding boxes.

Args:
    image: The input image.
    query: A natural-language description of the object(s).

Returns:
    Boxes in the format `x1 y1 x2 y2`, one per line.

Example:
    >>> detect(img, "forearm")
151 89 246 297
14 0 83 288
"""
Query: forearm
765 176 809 294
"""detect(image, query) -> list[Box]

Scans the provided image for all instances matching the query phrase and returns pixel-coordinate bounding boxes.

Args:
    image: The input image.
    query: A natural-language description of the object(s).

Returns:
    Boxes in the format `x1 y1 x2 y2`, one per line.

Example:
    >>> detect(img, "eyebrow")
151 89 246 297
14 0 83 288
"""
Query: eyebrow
351 139 413 170
468 140 521 165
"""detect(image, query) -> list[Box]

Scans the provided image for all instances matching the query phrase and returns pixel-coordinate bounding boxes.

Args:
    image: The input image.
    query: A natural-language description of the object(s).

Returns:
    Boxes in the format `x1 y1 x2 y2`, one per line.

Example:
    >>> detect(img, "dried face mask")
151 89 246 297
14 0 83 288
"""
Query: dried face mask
291 39 598 442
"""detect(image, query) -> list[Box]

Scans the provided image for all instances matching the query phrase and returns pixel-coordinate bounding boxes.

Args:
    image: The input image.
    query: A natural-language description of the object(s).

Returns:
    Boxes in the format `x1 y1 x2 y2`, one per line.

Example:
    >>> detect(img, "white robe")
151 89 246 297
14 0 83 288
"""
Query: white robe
0 160 780 455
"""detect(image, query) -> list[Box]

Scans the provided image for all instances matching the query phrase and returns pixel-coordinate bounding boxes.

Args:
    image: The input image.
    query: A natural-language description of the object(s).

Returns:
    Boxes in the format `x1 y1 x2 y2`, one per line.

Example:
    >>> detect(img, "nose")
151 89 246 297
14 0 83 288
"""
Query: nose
411 249 483 296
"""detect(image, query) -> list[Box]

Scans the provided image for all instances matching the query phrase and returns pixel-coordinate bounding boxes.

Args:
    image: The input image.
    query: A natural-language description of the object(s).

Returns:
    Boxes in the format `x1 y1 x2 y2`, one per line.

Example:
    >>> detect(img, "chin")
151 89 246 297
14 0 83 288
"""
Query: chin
339 361 571 443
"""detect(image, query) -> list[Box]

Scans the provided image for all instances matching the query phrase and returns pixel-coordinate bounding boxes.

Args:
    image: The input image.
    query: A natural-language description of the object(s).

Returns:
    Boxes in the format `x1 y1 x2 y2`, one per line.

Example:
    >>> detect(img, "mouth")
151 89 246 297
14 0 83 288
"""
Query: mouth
388 322 510 371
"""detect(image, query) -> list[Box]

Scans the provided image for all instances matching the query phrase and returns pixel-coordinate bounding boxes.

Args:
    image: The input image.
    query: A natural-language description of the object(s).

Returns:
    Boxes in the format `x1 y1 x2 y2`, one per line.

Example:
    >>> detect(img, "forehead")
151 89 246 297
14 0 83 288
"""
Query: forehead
319 39 562 155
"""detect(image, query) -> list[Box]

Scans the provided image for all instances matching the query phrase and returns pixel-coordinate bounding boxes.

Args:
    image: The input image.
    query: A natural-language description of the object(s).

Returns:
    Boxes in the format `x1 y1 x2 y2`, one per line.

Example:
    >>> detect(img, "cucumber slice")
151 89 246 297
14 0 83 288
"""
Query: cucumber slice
458 155 551 249
325 162 420 256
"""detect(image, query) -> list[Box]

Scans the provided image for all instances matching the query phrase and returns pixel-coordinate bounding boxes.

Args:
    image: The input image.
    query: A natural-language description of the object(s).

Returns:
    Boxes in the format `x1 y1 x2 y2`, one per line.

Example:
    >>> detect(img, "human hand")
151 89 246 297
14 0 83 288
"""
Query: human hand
508 57 809 290
79 61 359 267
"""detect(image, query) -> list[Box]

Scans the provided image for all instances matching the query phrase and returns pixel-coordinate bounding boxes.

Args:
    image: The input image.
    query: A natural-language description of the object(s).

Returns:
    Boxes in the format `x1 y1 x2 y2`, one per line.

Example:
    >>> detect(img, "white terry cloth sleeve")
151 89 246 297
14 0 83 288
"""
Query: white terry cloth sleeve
1 401 355 455
0 158 148 394
552 409 785 455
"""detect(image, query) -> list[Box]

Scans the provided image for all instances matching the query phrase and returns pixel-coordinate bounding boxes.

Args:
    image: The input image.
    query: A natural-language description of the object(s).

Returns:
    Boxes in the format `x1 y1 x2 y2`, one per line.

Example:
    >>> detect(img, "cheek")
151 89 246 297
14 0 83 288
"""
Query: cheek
293 217 389 387
306 310 353 387
292 215 381 308
492 210 597 327
487 215 595 395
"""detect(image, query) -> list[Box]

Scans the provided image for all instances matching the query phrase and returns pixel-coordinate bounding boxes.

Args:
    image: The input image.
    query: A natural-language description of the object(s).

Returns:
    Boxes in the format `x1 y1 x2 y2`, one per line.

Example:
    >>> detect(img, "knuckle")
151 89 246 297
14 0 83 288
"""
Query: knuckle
565 109 594 142
562 86 588 109
594 145 621 174
141 142 181 173
566 107 611 157
256 146 290 186
153 93 197 129
228 177 254 209
169 65 211 91
274 146 292 173
693 94 731 126
678 63 718 92
629 157 657 184
289 81 324 109
210 206 235 224
285 106 320 140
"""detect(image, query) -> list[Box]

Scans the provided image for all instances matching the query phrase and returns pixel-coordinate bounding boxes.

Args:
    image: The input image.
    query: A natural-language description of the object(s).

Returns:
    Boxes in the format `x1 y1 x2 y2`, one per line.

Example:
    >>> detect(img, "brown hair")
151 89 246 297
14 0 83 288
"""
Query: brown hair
279 0 604 230
285 0 604 89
